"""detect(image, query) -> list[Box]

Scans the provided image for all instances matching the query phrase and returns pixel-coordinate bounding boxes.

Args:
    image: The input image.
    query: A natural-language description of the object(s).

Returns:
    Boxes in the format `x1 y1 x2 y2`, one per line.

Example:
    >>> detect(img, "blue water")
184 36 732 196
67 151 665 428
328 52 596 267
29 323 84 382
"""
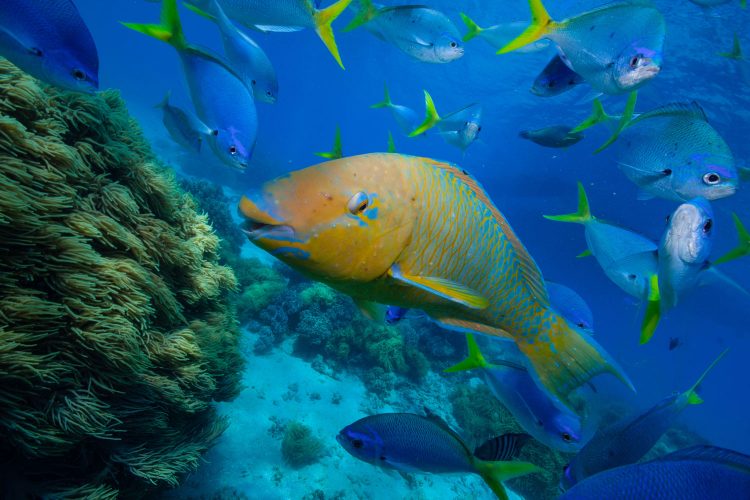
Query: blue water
72 0 750 493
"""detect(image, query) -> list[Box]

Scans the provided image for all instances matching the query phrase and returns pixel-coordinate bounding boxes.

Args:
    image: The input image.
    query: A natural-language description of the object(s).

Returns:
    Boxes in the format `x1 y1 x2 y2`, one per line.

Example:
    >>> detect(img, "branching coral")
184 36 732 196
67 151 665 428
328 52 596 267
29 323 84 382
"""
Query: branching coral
281 421 325 469
0 59 243 496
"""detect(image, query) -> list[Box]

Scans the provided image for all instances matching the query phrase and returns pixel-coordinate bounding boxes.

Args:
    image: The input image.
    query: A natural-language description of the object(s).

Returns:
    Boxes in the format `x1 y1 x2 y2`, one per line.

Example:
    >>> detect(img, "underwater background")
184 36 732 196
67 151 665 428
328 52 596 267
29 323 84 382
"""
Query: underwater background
1 0 749 498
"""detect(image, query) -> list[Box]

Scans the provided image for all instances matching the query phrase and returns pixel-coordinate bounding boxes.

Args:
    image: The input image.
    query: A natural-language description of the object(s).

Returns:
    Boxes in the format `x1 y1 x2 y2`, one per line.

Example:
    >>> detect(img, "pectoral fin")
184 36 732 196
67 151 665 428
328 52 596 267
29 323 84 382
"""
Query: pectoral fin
389 264 489 309
354 299 386 321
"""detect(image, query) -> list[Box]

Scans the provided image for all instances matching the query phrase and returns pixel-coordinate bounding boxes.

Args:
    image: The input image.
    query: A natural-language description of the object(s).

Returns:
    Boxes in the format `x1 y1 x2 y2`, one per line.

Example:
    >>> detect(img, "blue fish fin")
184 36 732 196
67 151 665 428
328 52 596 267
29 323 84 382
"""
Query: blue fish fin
697 267 750 297
636 189 655 201
389 264 489 309
253 24 305 33
660 446 750 473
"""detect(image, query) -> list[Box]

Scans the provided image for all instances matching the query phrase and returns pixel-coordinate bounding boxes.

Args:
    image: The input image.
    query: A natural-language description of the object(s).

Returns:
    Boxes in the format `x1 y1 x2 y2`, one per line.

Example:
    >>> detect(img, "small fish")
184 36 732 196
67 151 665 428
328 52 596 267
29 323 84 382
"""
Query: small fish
668 337 681 351
371 83 420 136
184 0 352 68
315 126 343 159
519 125 584 148
154 91 212 153
500 0 665 95
186 0 278 103
123 0 257 170
0 0 99 92
385 305 408 324
561 446 750 499
531 55 585 97
460 13 549 53
445 334 586 453
409 92 482 152
346 1 464 64
545 281 594 332
239 154 634 408
337 412 540 498
473 433 532 462
562 349 727 490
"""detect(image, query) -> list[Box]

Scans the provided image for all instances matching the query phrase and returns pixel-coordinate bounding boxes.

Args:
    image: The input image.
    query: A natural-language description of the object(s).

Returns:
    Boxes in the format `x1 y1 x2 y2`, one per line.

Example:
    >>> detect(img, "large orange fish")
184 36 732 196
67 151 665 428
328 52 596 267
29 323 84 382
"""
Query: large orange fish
239 153 633 407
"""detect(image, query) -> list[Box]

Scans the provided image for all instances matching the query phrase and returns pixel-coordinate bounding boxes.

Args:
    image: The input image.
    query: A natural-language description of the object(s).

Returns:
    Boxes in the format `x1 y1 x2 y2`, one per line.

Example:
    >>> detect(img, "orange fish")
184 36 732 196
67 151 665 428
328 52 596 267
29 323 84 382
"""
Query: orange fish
239 153 633 407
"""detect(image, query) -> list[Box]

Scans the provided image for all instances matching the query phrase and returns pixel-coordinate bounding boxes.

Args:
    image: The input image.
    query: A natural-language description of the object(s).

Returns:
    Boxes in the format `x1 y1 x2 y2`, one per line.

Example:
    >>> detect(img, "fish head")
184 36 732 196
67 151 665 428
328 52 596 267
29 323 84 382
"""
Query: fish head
545 412 584 453
239 154 417 283
460 120 481 145
434 33 464 62
662 197 714 265
613 44 662 91
674 155 738 201
41 47 99 93
336 422 385 465
252 78 278 104
207 127 252 170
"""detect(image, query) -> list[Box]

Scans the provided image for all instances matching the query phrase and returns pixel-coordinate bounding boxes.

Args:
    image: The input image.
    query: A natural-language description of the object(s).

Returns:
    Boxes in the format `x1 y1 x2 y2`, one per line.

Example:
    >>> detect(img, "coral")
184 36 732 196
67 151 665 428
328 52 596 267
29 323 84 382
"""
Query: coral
232 257 287 325
0 60 243 496
362 367 396 397
281 422 325 469
300 282 337 307
252 324 276 354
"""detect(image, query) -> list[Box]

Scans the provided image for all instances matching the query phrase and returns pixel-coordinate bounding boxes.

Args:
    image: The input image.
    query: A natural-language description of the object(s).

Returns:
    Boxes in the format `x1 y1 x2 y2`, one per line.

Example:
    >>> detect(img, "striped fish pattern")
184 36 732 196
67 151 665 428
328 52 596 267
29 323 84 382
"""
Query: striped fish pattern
239 153 633 407
474 433 532 462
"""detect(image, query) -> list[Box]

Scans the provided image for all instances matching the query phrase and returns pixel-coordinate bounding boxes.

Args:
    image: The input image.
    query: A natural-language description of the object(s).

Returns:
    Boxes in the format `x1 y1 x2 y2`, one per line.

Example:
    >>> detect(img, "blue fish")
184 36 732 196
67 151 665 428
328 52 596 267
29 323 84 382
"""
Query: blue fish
0 0 98 92
337 412 540 498
545 281 594 333
560 446 750 499
531 55 585 97
371 83 420 136
123 0 257 170
562 349 727 490
384 306 408 325
445 334 586 453
155 91 212 153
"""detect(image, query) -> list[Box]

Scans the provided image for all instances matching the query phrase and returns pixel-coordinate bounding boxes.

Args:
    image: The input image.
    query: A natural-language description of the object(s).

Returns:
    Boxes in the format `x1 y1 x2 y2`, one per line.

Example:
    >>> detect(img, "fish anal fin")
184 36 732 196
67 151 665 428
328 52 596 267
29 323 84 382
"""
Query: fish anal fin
389 265 489 309
433 317 513 340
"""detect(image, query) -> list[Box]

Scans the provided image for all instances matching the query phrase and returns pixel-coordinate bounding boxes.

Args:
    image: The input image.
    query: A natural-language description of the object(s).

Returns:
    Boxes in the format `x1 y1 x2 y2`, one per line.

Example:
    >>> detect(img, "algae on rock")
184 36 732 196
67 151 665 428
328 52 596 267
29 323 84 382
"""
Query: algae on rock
0 59 243 497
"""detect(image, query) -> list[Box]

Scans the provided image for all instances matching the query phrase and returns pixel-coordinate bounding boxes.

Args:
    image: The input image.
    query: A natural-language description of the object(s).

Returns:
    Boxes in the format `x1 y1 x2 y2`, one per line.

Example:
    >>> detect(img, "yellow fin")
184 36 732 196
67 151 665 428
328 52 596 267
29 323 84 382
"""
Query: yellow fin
354 298 385 321
389 265 489 309
409 90 441 137
444 334 489 373
497 0 557 54
313 0 353 69
432 317 513 339
640 273 660 344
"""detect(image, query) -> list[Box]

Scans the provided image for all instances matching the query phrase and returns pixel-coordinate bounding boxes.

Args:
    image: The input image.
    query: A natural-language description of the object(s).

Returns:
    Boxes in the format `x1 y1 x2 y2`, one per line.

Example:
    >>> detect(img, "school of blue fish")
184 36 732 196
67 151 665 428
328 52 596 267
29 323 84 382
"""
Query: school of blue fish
3 0 749 498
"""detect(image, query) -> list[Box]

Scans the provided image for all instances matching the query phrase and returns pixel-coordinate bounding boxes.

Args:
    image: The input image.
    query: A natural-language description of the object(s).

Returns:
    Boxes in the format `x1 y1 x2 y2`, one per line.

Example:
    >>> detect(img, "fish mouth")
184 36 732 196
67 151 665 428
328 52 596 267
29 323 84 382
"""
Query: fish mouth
238 195 294 241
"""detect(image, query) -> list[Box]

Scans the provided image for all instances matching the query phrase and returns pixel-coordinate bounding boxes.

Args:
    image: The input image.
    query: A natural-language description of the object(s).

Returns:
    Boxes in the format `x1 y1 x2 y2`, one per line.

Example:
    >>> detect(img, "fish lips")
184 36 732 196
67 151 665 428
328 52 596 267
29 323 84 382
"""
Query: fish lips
238 195 295 241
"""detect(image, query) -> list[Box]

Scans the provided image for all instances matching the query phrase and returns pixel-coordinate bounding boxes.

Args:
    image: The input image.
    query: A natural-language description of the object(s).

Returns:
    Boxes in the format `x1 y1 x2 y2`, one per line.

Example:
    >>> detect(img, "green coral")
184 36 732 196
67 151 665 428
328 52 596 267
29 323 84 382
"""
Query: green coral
281 421 325 469
0 60 243 496
300 282 337 307
232 257 287 324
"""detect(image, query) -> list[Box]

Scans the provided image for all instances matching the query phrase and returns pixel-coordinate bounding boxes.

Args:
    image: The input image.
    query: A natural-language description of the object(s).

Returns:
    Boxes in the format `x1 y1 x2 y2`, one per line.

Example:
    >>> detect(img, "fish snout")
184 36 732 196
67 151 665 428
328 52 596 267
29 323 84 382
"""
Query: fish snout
238 195 295 241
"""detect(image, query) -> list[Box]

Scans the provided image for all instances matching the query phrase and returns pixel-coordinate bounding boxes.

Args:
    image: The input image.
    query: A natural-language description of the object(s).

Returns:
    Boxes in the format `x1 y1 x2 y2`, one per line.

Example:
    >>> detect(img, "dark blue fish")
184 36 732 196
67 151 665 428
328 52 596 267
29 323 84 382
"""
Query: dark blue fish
385 306 408 324
560 446 750 499
562 349 727 490
0 0 99 92
473 433 532 462
519 125 584 148
531 54 584 97
545 281 594 333
155 91 212 153
337 412 540 498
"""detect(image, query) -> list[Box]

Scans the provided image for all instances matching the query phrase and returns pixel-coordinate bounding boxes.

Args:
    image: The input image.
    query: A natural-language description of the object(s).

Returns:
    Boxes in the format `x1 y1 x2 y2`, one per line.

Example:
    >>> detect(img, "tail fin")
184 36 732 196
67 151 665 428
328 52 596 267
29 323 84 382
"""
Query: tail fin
387 130 396 152
594 91 638 154
344 0 378 32
497 0 557 54
543 182 592 224
570 99 612 134
371 82 393 109
409 90 440 137
684 349 728 405
313 0 353 69
713 213 750 265
718 33 743 59
474 459 541 500
516 315 635 412
121 0 186 48
154 90 171 109
460 13 483 42
315 126 343 159
444 334 489 373
639 273 661 344
183 2 214 20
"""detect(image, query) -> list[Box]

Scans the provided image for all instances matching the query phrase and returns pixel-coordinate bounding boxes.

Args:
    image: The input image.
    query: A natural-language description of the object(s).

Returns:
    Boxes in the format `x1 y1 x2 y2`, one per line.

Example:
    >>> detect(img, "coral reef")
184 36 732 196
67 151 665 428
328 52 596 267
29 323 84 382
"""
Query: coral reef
281 422 325 469
233 258 287 326
0 60 243 496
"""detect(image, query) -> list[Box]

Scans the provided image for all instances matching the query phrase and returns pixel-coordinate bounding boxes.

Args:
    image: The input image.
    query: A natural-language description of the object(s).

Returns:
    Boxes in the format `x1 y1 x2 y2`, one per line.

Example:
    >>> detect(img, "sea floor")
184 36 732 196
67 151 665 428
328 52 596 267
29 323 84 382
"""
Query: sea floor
164 329 522 500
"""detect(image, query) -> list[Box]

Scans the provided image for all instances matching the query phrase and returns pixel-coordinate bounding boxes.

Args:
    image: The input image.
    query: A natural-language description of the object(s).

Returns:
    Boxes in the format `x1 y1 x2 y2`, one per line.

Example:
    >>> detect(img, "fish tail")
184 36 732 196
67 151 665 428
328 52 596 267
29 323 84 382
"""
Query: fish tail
387 130 396 152
183 2 214 20
474 459 541 500
153 90 171 109
570 99 611 134
444 334 489 373
371 82 393 109
314 126 343 159
718 33 743 59
639 273 661 344
408 90 440 137
593 90 638 154
121 0 186 49
497 0 557 54
713 213 750 265
517 315 635 409
313 0 353 69
344 0 378 32
685 349 729 405
543 181 592 224
460 13 483 42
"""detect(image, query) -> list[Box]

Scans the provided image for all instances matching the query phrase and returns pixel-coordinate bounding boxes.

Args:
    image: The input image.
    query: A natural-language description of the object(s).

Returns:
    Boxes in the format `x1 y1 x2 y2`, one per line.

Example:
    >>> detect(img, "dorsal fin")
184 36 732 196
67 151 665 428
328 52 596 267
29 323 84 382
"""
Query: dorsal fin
660 445 750 473
630 101 708 127
427 159 549 305
423 410 473 457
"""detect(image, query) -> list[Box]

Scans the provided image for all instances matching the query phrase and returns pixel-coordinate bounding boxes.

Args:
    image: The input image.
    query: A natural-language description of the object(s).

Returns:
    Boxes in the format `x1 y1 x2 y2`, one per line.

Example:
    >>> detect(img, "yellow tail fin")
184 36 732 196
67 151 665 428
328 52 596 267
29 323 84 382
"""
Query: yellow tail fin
314 126 343 159
314 0 353 69
460 13 483 42
497 0 556 54
409 90 440 137
543 182 592 224
444 334 489 373
639 273 661 344
474 459 541 500
121 0 186 48
713 213 750 265
684 349 728 405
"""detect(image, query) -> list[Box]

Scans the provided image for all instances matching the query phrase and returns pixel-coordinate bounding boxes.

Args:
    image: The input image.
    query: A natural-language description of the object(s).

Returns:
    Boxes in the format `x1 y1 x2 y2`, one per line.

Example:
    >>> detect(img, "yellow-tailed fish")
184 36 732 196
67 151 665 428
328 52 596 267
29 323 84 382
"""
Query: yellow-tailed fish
238 153 634 408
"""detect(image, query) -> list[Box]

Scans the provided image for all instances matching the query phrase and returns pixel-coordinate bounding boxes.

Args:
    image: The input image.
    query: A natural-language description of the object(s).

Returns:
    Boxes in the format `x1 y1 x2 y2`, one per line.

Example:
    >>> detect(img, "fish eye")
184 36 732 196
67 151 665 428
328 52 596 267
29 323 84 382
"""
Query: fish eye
347 192 369 214
703 172 721 185
229 145 237 155
450 41 457 48
72 68 86 80
629 55 642 68
562 432 572 442
703 219 713 233
477 125 482 132
665 214 671 223
266 90 272 96
212 129 219 136
352 439 364 449
577 322 585 328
